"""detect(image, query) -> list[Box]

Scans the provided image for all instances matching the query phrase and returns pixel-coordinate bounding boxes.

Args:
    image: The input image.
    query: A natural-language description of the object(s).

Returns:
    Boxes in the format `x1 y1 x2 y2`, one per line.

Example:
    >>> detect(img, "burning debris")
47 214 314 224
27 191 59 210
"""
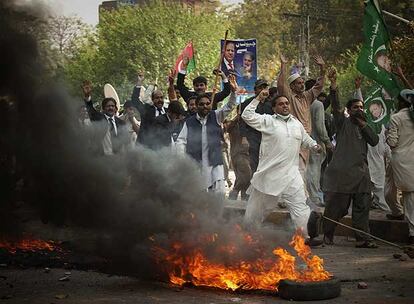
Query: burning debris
153 228 331 291
0 236 60 254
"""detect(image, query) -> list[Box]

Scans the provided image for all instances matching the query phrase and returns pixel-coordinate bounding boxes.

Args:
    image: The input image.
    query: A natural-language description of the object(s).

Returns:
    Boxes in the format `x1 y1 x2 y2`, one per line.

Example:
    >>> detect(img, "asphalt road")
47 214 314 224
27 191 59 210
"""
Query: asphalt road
1 236 413 304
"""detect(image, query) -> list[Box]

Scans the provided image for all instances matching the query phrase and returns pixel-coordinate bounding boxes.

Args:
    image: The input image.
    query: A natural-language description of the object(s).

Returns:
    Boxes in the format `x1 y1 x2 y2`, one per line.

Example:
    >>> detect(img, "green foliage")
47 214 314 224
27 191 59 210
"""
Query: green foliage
64 0 230 103
392 23 414 86
231 0 298 80
336 48 363 101
62 0 413 102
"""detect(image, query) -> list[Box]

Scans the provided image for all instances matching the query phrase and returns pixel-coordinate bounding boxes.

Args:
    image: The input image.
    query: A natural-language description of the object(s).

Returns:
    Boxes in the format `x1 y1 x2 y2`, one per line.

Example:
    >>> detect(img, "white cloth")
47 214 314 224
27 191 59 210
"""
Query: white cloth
402 192 414 237
387 108 414 191
176 92 236 191
241 98 317 234
367 127 391 211
245 176 311 236
241 98 317 197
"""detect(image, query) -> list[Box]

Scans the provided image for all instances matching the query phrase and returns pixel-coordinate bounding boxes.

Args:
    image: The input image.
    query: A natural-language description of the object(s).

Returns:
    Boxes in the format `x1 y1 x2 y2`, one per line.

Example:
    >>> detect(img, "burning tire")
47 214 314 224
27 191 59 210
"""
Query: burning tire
278 277 341 301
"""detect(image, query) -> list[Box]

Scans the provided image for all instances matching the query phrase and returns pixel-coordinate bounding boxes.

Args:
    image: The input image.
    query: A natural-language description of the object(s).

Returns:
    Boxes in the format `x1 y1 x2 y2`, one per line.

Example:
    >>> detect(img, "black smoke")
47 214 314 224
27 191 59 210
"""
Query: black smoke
0 0 291 280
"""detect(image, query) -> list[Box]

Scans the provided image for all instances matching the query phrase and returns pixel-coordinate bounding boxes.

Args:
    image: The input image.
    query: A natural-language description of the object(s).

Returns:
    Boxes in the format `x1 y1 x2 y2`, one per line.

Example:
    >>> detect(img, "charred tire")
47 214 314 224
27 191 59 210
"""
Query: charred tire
278 277 341 301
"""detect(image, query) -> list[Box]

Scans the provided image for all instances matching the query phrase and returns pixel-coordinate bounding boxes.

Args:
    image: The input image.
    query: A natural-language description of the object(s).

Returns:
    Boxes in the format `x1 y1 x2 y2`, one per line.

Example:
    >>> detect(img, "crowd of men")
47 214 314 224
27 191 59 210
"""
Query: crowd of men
79 53 414 248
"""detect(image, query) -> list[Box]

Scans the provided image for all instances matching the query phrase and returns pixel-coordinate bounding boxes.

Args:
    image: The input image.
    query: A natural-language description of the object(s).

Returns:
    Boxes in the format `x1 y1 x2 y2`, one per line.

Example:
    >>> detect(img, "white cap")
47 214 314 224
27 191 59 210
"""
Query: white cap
400 89 414 104
287 73 301 85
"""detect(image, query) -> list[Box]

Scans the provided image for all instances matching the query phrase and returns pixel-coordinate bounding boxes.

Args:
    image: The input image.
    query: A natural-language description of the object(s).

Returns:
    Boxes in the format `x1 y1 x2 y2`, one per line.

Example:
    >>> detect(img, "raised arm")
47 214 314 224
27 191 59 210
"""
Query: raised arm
353 76 364 101
82 80 101 121
212 69 231 109
167 69 178 102
277 54 290 96
176 56 193 102
215 74 237 123
327 68 345 128
241 89 271 132
307 55 326 102
130 72 146 115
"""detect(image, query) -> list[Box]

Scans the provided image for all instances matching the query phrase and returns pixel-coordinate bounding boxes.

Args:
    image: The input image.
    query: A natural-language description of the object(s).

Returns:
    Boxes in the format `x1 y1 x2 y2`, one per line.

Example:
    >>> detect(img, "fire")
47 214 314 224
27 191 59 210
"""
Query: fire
153 229 331 291
0 236 60 254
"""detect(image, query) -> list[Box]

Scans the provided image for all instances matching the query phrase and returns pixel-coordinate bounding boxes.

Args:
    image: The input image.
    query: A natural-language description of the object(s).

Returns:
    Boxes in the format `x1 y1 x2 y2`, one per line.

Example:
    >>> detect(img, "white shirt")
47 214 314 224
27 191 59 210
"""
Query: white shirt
241 98 317 196
102 114 116 155
176 92 236 189
223 57 234 70
154 106 165 117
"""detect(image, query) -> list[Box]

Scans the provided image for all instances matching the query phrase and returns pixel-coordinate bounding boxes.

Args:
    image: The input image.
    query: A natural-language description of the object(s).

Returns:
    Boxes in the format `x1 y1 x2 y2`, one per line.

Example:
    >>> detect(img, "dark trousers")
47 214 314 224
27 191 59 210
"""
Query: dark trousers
323 192 372 241
232 154 251 193
247 141 260 174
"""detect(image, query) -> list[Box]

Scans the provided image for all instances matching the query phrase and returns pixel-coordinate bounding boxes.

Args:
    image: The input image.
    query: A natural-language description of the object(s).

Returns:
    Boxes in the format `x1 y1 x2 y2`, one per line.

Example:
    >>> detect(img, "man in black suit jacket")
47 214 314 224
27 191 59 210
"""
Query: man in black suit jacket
130 74 168 149
177 57 230 110
82 80 127 155
221 41 236 77
153 101 185 149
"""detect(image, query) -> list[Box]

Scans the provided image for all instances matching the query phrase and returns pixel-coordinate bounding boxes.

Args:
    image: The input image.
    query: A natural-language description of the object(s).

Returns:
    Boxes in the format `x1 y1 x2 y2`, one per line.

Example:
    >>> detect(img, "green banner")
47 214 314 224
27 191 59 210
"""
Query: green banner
356 0 401 97
364 85 395 134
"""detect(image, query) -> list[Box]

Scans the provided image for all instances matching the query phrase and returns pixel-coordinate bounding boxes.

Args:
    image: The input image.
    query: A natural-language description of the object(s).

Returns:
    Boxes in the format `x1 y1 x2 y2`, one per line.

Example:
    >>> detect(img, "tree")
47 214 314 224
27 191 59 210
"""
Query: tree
36 15 92 78
391 23 414 86
230 0 298 80
64 0 230 102
46 16 92 58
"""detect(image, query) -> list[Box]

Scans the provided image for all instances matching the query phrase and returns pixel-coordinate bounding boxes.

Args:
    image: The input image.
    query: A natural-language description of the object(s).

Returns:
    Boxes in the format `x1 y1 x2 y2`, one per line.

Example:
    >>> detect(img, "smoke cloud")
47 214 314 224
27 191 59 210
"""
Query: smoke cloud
0 0 292 280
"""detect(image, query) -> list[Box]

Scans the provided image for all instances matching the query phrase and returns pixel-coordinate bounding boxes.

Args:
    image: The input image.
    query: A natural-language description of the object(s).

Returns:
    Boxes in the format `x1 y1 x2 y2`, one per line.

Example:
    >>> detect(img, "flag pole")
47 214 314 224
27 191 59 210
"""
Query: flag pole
382 10 411 24
211 30 229 103
190 39 195 74
374 0 396 57
373 0 401 87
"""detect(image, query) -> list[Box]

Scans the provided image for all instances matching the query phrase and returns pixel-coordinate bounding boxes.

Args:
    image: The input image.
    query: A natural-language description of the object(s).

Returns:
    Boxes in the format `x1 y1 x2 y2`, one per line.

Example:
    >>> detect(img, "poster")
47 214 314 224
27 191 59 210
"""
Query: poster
364 85 396 134
220 39 257 95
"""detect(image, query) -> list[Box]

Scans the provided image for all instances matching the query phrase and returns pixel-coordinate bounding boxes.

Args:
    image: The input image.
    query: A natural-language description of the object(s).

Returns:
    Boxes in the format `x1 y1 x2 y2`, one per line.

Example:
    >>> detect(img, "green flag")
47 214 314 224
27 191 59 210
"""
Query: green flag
356 0 401 97
364 85 395 134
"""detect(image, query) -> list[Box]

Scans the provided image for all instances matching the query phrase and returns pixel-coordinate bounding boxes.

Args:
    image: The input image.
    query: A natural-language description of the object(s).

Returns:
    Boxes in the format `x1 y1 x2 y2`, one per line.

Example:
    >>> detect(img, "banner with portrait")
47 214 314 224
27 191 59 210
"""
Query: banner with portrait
364 85 396 134
220 39 257 96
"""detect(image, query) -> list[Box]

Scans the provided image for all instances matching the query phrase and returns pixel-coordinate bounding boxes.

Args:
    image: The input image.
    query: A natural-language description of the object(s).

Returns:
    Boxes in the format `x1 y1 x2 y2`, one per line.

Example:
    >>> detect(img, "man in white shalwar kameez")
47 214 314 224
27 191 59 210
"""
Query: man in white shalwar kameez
354 84 391 212
242 90 322 245
386 89 414 244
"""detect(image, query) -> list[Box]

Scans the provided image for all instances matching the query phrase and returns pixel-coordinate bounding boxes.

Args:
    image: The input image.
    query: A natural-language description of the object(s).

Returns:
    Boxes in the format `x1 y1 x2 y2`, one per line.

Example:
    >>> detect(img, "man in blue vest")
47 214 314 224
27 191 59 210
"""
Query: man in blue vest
176 76 237 194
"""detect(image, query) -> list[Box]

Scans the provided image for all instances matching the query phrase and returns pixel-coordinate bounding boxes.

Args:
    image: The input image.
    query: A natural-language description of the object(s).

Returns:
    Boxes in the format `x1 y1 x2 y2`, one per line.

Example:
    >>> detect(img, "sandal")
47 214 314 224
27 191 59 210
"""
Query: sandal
323 235 334 245
355 241 378 248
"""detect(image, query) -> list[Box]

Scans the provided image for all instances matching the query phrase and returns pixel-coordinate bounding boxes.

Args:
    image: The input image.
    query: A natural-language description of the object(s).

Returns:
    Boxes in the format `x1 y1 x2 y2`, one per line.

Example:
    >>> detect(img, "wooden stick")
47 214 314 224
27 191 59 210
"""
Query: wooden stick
211 30 229 103
322 215 403 249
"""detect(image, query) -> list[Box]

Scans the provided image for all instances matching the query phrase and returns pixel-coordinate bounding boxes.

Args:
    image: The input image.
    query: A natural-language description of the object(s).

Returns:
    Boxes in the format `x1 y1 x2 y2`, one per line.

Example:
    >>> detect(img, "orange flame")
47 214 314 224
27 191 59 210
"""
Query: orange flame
0 237 60 254
154 230 331 291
